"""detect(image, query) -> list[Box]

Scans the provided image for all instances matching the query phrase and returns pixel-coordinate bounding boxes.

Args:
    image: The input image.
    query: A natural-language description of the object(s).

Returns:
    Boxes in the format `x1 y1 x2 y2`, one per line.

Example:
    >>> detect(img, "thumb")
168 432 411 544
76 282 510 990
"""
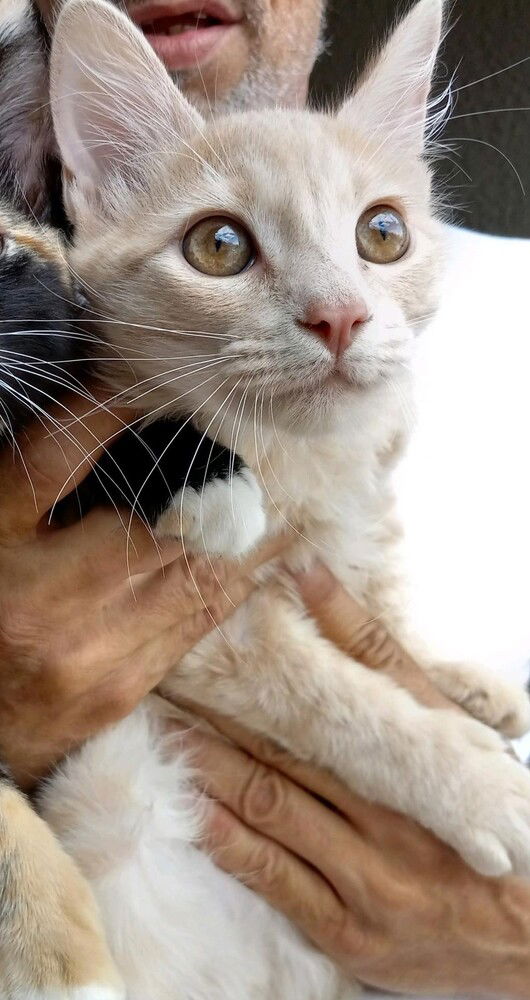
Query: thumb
292 562 392 664
0 393 135 542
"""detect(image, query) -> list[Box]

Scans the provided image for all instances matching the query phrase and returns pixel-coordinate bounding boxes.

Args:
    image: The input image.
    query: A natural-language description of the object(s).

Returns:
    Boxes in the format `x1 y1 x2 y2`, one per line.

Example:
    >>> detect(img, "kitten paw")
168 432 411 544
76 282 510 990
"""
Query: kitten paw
0 786 123 1000
155 466 266 557
427 660 530 738
423 714 530 877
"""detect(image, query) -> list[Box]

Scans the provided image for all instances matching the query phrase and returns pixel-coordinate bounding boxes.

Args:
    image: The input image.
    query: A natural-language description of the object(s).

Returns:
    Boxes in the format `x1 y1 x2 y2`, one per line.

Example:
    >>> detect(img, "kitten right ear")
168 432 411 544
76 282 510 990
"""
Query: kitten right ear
50 0 203 204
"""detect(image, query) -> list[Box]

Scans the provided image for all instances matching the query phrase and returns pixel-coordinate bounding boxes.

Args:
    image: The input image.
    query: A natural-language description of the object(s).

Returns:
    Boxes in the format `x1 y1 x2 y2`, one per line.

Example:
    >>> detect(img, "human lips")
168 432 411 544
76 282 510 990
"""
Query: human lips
130 1 242 71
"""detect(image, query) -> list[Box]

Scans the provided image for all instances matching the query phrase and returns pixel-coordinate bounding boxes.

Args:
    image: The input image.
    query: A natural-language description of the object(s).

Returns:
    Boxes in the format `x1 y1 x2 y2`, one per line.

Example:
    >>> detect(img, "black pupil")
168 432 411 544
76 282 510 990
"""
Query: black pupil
214 225 239 253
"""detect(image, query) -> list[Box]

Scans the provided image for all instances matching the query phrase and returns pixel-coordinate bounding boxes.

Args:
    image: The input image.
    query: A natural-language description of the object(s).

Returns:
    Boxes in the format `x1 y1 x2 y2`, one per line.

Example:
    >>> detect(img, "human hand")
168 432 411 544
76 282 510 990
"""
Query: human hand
0 394 286 787
179 711 530 999
292 561 457 711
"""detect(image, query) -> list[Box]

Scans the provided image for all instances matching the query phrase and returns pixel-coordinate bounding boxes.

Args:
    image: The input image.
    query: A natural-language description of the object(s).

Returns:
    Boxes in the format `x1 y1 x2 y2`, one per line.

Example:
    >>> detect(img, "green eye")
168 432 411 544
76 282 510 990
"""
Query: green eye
182 217 255 276
356 205 410 264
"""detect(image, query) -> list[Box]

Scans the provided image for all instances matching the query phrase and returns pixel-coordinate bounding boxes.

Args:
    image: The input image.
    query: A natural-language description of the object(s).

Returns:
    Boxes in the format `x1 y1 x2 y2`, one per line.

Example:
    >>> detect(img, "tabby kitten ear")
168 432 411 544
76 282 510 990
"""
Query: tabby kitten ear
339 0 444 154
50 0 203 203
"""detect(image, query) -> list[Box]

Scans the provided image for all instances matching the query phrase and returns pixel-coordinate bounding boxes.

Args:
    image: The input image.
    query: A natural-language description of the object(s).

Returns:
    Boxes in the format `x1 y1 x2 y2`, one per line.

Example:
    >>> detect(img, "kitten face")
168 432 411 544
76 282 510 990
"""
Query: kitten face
52 0 444 437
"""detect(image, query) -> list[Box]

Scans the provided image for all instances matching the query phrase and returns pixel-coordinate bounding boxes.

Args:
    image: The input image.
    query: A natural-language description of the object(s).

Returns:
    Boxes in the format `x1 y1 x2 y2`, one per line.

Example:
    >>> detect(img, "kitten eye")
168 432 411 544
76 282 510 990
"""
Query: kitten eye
356 206 409 264
182 217 255 277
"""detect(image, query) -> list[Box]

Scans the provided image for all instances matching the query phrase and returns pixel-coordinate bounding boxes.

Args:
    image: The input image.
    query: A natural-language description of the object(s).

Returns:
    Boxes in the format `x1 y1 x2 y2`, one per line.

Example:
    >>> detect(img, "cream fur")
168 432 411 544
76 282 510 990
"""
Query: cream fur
38 0 530 996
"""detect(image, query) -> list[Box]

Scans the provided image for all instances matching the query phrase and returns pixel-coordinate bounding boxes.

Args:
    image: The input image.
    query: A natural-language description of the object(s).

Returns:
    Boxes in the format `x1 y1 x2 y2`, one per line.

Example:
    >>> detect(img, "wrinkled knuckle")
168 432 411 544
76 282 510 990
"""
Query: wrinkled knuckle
240 762 289 829
249 840 283 894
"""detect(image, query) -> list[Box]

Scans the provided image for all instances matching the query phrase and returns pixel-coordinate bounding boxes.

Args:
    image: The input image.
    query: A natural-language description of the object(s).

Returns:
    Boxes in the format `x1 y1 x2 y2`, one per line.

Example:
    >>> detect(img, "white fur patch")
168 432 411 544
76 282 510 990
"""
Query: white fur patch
0 0 28 43
20 987 124 1000
155 466 266 557
40 701 353 1000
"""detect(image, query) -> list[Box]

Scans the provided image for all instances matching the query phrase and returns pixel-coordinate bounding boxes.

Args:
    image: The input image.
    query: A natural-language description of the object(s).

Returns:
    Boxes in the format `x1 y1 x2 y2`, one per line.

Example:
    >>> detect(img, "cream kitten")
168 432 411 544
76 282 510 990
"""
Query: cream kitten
32 0 530 997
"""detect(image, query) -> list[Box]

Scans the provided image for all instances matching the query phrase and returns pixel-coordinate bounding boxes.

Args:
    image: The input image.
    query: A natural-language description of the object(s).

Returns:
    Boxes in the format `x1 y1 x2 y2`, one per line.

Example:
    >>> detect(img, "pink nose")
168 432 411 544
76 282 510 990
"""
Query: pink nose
302 301 369 357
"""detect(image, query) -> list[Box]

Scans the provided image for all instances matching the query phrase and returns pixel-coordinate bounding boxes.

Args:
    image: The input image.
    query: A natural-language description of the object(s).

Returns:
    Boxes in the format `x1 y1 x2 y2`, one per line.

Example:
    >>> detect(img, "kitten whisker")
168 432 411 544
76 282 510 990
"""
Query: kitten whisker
437 135 525 196
252 389 317 550
119 357 235 409
228 381 251 521
452 54 530 94
196 378 244 607
258 388 306 511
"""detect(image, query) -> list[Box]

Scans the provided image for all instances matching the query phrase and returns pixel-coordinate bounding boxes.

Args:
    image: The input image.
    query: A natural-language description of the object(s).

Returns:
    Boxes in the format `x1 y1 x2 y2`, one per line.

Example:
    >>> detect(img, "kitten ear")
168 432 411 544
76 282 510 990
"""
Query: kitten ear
339 0 444 153
50 0 203 200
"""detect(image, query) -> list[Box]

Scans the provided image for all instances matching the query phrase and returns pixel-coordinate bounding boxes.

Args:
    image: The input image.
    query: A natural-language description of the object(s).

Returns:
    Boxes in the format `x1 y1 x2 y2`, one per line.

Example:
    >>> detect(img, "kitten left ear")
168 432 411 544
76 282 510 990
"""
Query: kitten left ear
50 0 204 203
338 0 444 154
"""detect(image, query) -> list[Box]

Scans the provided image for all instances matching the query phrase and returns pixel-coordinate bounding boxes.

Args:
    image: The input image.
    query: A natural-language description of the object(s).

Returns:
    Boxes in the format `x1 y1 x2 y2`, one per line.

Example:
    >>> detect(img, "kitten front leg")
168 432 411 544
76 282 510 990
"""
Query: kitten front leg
360 513 530 740
164 586 530 879
0 775 123 1000
69 418 265 558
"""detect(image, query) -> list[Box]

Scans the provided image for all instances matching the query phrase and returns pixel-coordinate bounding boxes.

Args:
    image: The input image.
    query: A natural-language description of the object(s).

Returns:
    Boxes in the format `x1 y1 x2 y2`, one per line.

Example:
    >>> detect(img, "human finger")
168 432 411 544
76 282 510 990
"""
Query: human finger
203 801 353 957
128 577 256 676
170 704 432 848
182 728 372 885
292 562 455 711
171 704 369 823
53 506 184 591
0 394 134 541
136 530 290 625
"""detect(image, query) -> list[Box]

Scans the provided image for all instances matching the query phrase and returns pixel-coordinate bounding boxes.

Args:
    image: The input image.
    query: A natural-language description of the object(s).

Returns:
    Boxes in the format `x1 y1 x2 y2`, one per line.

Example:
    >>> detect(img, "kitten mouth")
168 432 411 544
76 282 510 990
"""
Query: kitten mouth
130 2 241 70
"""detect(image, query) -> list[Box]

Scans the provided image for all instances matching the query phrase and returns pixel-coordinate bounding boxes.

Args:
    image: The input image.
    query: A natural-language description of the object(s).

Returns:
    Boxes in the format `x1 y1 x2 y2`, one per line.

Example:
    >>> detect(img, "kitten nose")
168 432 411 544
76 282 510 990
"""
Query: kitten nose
302 301 369 357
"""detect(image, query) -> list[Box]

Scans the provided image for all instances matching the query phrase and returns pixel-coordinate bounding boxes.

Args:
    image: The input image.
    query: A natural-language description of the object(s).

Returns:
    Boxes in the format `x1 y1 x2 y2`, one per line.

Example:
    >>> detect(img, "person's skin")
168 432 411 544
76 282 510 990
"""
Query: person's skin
9 1 530 993
156 567 530 999
180 711 530 1000
36 0 324 110
0 393 287 788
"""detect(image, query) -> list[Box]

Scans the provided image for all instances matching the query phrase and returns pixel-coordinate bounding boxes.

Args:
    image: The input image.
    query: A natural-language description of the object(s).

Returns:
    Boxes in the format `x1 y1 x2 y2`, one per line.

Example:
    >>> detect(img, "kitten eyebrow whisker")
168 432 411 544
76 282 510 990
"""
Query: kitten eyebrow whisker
438 135 525 196
453 56 530 93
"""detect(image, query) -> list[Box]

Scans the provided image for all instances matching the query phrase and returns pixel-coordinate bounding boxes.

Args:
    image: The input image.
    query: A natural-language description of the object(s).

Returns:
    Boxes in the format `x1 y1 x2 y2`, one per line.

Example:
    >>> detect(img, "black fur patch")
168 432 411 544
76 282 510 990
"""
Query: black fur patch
58 418 242 527
0 245 82 428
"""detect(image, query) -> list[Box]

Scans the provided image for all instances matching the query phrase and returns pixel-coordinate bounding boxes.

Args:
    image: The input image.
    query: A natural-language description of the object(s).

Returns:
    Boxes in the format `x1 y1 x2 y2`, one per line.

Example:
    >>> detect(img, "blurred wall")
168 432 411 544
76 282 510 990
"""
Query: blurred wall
310 0 530 238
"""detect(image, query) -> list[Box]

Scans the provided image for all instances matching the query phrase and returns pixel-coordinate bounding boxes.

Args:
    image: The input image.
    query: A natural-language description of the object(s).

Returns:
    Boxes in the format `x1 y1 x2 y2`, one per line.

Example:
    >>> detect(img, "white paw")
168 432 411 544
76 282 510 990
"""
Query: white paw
155 466 266 557
428 660 530 738
423 713 530 877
